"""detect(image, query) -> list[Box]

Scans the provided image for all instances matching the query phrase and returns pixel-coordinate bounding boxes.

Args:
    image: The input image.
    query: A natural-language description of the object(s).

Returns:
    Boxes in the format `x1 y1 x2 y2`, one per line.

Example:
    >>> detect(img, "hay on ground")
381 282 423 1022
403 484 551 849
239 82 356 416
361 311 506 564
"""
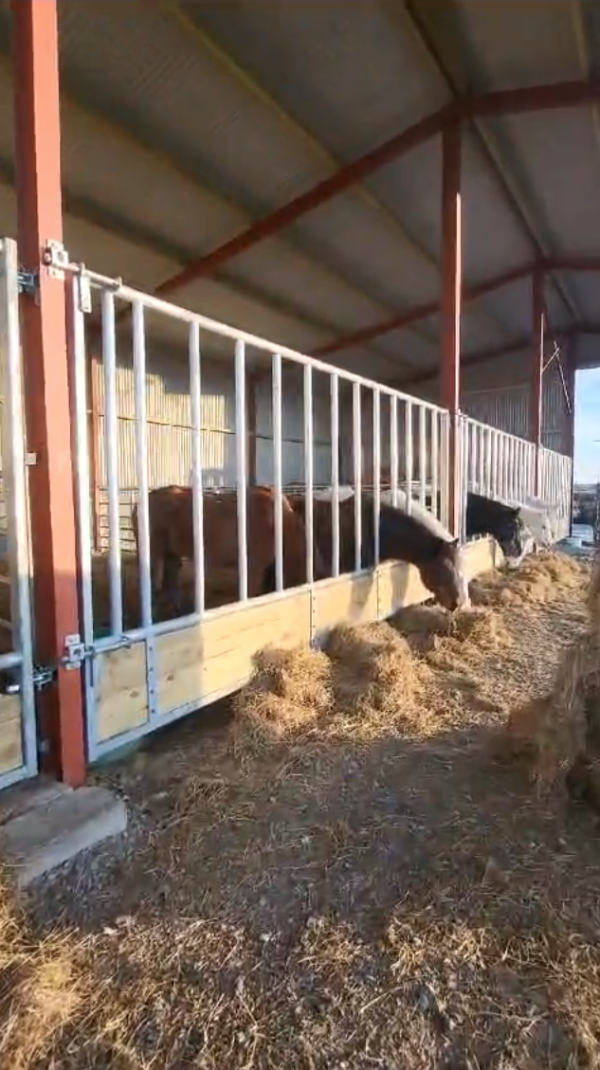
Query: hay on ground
231 645 334 755
326 622 426 719
484 550 586 609
0 875 84 1069
503 551 600 794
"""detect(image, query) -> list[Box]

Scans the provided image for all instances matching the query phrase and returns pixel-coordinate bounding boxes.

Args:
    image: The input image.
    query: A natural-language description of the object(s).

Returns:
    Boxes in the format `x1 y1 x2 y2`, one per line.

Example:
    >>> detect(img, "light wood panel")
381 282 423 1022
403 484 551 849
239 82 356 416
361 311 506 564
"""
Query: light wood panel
377 560 430 618
0 693 22 773
95 642 149 742
312 573 379 633
155 590 312 716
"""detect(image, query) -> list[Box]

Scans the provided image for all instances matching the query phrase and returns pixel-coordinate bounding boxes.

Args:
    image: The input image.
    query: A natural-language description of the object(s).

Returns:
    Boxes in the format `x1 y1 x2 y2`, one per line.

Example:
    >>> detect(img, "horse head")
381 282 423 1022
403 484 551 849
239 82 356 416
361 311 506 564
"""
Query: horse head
419 538 471 611
496 507 535 567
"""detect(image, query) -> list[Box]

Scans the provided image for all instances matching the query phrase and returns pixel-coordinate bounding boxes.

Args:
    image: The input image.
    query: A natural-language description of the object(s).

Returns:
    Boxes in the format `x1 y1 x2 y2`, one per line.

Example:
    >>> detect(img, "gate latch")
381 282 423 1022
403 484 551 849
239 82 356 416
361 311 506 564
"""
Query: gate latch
42 239 69 281
60 634 89 671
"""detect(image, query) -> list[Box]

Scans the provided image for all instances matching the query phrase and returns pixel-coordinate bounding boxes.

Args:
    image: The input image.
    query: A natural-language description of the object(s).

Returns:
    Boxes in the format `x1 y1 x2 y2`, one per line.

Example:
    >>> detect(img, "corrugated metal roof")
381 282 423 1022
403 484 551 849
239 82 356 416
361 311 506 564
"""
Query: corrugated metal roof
0 0 596 390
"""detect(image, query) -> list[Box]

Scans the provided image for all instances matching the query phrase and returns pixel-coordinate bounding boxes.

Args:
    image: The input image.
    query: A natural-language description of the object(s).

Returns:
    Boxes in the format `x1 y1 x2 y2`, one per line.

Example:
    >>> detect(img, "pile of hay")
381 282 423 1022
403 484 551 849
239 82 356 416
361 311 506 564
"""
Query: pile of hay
486 550 585 609
503 551 600 799
231 646 334 756
326 622 426 720
232 621 431 751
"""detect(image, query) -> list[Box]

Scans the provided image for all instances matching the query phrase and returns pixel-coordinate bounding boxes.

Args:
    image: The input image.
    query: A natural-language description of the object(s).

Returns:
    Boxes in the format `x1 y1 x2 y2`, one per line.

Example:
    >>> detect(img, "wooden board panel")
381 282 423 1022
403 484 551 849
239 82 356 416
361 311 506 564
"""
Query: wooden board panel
462 536 504 579
377 561 430 618
0 693 22 774
312 573 379 635
155 589 312 716
95 642 149 742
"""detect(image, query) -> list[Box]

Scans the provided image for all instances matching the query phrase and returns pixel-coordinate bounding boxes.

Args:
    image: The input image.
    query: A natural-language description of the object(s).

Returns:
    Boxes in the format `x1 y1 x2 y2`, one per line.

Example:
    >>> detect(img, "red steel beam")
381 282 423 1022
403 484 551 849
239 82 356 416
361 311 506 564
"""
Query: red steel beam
151 78 600 302
405 336 528 389
314 254 600 357
440 122 462 537
530 269 545 496
12 0 86 787
313 261 535 357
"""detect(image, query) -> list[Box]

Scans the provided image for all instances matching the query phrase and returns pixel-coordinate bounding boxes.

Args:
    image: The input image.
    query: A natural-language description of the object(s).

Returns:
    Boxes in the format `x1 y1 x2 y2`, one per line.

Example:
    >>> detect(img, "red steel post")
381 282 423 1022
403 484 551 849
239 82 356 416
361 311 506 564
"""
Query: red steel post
530 269 545 497
440 122 463 537
563 343 576 534
12 0 86 786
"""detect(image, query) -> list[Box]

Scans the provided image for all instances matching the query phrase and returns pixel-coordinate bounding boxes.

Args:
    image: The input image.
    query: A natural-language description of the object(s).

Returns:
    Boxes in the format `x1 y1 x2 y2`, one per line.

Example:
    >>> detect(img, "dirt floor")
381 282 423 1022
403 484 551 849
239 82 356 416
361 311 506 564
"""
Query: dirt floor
3 550 600 1070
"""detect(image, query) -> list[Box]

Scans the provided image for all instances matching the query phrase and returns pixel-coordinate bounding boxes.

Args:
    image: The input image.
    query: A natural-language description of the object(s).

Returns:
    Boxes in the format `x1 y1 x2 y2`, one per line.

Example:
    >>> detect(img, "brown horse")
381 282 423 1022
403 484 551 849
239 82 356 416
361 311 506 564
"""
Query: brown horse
133 484 327 615
288 491 470 611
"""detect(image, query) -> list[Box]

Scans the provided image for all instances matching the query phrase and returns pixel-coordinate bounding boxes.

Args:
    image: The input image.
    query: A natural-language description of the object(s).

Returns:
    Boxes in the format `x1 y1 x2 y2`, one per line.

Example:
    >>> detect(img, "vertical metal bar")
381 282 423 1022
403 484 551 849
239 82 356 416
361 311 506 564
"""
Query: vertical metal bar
235 340 248 602
189 321 205 614
102 291 122 636
12 0 85 786
373 389 381 567
303 364 314 584
431 410 439 518
390 394 398 507
441 120 462 537
272 353 284 592
353 382 362 571
440 410 449 528
499 433 506 500
419 405 427 509
132 302 152 629
459 417 467 541
404 400 413 514
330 374 340 577
67 271 95 763
0 239 36 778
88 354 101 552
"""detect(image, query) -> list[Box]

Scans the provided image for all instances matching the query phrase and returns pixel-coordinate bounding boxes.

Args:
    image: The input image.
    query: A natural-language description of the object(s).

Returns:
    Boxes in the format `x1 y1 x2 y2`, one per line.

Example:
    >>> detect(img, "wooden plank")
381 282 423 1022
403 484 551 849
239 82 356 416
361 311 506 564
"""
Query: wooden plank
155 590 312 715
462 536 504 579
95 642 149 742
0 693 23 773
377 561 430 618
313 573 379 634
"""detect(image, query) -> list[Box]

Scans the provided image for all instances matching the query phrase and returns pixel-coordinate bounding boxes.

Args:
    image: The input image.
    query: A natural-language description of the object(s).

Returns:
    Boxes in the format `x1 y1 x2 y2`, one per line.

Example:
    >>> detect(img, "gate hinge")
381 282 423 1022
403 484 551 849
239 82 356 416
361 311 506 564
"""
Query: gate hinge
17 269 38 298
32 664 56 692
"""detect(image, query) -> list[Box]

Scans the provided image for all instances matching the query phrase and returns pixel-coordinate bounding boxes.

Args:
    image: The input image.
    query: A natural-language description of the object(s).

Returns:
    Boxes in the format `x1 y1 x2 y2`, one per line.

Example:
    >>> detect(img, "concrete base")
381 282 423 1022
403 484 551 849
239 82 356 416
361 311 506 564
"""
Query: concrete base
0 780 127 888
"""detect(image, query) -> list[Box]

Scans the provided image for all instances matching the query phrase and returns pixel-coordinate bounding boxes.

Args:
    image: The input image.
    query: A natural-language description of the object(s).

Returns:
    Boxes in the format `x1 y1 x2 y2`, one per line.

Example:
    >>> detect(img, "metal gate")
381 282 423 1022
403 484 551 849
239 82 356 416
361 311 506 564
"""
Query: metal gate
59 247 455 762
0 239 37 789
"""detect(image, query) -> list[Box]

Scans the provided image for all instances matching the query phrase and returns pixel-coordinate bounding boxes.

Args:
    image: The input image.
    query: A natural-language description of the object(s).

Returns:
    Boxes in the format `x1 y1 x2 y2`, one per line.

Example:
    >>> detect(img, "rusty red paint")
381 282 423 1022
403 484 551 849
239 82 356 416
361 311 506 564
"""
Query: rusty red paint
530 269 545 496
12 0 86 787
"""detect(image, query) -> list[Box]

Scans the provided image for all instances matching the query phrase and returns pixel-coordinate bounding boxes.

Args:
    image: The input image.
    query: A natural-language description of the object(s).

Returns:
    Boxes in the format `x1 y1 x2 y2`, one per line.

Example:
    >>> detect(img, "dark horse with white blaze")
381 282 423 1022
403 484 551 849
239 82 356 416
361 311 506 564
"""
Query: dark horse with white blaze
288 490 470 611
133 484 328 616
465 492 534 566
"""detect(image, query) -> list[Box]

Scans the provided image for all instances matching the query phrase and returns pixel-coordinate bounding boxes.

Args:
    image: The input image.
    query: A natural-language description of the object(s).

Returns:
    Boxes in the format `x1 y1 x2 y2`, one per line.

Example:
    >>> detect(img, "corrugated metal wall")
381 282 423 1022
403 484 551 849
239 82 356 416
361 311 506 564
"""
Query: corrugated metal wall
254 364 334 485
408 352 569 457
461 362 567 455
93 345 239 550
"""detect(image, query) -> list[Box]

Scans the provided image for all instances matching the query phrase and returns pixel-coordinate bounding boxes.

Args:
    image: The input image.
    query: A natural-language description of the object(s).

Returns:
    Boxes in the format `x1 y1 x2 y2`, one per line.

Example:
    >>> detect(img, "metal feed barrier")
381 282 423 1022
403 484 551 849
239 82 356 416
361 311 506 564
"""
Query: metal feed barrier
460 415 572 542
0 241 38 790
0 236 575 773
64 254 451 759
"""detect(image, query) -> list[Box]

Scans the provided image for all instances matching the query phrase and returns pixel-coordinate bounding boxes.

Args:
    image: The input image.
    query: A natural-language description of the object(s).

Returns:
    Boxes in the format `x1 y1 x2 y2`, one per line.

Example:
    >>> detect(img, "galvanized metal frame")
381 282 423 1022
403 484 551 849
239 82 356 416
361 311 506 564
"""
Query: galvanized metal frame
0 238 37 789
12 0 86 786
62 257 460 758
8 0 589 775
